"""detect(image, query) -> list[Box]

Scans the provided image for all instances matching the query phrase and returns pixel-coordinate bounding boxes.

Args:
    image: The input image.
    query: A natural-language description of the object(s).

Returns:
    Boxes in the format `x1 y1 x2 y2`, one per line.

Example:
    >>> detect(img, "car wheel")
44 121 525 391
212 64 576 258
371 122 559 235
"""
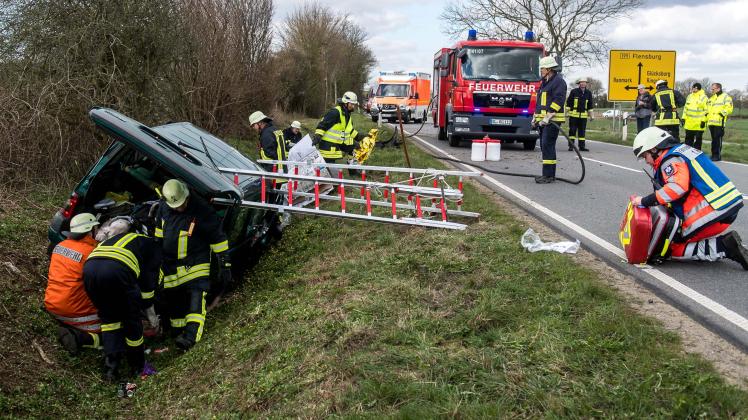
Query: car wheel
403 111 411 124
523 139 536 150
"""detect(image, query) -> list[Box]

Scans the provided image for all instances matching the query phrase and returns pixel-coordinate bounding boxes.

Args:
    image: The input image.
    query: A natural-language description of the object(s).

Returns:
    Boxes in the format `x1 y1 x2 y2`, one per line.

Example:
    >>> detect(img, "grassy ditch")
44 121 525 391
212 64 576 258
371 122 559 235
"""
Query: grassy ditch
2 115 748 417
585 116 748 163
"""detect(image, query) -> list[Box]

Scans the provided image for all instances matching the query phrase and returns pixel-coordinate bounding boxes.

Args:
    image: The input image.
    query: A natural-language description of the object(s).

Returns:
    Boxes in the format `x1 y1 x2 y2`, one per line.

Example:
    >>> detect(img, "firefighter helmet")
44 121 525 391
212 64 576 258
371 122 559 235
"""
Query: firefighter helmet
539 56 559 69
163 179 190 208
248 111 269 126
291 120 301 129
632 127 677 158
655 79 667 87
69 213 99 233
341 91 359 105
576 78 588 84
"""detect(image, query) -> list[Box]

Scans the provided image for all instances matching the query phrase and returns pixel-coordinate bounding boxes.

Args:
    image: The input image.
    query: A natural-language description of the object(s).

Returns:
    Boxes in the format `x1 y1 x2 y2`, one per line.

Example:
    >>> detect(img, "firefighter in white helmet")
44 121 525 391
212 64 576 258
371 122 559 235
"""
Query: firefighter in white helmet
249 111 288 180
313 91 365 164
532 56 567 184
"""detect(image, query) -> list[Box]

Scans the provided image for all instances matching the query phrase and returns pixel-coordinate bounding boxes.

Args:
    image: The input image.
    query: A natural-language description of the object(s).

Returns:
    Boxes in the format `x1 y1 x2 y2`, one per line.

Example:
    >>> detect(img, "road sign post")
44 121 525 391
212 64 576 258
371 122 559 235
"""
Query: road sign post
608 50 676 102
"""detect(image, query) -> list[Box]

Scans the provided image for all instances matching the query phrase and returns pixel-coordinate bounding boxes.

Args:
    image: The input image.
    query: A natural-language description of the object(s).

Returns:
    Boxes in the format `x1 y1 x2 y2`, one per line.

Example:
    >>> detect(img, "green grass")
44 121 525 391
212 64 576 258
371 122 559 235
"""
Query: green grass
585 115 748 163
2 119 748 417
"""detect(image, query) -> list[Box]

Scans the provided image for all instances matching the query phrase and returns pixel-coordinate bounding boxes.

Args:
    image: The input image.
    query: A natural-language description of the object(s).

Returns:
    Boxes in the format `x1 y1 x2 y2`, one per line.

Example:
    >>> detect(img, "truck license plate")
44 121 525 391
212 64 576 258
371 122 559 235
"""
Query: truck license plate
490 119 511 126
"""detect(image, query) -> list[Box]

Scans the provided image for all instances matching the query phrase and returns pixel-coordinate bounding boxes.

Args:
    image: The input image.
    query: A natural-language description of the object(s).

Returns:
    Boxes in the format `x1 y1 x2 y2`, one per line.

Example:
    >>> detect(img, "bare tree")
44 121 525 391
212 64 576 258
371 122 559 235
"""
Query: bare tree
440 0 642 68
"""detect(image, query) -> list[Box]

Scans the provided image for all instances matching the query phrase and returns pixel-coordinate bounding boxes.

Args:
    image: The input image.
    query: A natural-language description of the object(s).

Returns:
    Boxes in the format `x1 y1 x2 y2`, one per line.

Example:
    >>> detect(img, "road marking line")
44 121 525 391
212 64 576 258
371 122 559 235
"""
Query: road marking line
583 157 641 173
409 131 748 335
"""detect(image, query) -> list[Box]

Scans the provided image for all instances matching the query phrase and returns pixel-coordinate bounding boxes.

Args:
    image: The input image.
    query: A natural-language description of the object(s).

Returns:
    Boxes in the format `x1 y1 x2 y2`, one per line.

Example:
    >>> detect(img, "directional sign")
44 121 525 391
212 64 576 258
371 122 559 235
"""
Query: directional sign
608 50 676 102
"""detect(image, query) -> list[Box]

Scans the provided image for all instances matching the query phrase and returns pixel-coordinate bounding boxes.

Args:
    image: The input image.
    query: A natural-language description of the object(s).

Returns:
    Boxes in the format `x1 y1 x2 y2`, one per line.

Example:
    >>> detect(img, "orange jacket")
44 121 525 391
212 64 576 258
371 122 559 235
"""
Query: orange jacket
45 236 100 332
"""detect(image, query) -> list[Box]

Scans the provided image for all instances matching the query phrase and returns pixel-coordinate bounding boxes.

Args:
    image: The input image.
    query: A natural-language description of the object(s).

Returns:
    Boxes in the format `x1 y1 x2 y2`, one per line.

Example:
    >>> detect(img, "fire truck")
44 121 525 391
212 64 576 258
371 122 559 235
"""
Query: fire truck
432 30 551 150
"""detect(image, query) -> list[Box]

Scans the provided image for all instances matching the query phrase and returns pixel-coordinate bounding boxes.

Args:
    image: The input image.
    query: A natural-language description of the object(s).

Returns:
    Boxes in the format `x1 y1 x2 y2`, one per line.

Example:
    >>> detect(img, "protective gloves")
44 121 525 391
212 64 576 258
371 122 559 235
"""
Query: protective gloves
539 113 555 126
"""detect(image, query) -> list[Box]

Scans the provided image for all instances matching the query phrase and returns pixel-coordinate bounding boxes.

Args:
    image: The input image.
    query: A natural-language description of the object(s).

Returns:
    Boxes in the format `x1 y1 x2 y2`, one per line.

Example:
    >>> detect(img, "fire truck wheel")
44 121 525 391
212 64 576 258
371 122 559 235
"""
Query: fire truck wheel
448 133 462 147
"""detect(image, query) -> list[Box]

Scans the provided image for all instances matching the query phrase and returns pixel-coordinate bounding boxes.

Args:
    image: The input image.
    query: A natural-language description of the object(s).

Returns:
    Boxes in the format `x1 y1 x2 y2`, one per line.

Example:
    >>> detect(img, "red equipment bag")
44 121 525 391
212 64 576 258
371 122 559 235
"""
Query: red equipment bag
619 195 653 264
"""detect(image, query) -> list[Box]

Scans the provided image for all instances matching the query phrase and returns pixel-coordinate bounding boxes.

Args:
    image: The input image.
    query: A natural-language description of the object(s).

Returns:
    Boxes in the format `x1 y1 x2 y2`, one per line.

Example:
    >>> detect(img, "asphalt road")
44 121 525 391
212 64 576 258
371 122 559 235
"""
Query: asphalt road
398 122 748 351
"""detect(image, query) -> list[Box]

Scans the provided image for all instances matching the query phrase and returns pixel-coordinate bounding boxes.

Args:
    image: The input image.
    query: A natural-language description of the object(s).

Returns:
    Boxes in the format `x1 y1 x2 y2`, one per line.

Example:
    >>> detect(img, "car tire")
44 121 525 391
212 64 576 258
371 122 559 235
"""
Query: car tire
403 111 411 124
523 139 536 150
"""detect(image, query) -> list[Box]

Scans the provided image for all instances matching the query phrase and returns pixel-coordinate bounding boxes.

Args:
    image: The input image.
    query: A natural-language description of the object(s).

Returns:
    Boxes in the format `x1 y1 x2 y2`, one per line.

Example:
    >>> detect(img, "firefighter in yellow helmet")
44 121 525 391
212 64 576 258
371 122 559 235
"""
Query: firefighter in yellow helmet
155 179 231 351
313 91 365 164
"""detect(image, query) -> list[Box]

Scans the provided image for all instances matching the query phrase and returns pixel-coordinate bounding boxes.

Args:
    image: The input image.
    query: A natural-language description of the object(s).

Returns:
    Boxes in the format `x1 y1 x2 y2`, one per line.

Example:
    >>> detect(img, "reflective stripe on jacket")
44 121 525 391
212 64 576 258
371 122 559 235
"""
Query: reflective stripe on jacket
707 92 733 127
653 89 680 126
45 236 100 332
87 232 160 301
566 87 593 119
683 90 708 131
534 73 567 123
654 144 743 236
259 125 289 183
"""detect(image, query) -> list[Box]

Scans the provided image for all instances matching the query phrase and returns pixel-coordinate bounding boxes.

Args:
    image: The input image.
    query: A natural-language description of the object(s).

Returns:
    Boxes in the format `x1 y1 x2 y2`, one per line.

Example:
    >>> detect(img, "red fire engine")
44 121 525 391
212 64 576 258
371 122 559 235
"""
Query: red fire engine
432 30 551 150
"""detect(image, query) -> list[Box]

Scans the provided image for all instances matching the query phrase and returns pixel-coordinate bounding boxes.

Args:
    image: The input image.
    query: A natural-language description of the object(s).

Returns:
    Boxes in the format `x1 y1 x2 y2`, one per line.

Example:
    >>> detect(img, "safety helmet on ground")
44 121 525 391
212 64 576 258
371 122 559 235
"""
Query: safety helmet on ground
162 179 190 208
655 79 667 87
248 111 270 126
539 56 559 69
632 127 677 158
341 91 359 105
291 120 301 129
69 213 99 233
576 78 588 84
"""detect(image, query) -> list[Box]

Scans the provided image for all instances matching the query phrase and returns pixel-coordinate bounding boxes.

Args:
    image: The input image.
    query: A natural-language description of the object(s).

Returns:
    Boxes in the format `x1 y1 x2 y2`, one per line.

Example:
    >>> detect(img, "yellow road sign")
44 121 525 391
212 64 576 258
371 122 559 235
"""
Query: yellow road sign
608 50 676 102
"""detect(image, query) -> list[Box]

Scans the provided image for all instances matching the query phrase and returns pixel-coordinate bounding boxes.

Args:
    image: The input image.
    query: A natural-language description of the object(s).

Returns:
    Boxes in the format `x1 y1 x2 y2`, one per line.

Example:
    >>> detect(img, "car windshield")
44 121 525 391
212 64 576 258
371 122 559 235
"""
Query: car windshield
460 47 542 81
377 84 409 97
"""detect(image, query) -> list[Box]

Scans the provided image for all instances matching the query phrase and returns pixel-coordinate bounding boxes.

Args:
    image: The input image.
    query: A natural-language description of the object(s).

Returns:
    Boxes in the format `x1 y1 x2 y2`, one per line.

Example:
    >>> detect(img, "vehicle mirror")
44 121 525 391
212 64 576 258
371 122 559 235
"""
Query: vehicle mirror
440 54 449 69
457 48 467 60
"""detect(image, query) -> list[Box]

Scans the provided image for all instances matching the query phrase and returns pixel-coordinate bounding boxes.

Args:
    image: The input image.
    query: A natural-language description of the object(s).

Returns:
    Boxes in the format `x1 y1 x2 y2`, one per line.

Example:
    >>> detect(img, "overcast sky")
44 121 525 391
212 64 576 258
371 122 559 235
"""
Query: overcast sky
275 0 747 92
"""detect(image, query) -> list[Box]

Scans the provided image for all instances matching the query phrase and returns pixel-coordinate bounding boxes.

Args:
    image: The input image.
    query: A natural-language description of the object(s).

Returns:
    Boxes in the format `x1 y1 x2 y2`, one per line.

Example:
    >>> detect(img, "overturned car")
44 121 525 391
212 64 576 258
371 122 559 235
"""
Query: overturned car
48 107 281 299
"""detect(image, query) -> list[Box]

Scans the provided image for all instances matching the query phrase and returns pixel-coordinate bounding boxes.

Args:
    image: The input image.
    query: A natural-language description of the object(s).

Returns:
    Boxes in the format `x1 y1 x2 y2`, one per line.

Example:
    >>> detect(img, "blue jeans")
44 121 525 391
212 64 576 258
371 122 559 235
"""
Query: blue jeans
636 117 650 133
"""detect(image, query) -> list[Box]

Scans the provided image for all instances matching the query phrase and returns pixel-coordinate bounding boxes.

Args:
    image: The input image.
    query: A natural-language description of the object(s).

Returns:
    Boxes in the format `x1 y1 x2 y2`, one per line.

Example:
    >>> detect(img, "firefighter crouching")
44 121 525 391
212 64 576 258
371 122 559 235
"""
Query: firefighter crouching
155 179 232 351
532 56 567 184
631 127 748 268
313 91 365 165
45 213 101 354
83 223 161 381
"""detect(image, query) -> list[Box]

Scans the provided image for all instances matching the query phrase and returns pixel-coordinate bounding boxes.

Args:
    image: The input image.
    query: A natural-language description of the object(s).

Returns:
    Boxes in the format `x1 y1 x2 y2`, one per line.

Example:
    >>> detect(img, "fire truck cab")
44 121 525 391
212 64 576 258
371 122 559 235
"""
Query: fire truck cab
432 32 546 150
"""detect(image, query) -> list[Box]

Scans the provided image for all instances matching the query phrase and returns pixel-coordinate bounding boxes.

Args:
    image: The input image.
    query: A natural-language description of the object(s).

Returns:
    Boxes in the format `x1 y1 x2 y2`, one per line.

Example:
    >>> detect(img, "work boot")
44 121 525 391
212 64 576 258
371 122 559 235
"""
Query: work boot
175 333 195 351
579 141 589 152
721 231 748 270
534 176 556 184
57 326 79 355
103 354 121 383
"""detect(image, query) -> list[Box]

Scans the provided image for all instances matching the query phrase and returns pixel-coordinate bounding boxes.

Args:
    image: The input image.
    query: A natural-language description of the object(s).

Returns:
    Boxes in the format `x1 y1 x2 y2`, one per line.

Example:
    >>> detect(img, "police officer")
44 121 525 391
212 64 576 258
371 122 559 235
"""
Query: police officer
46 213 101 354
707 82 734 161
283 121 303 147
155 179 231 351
83 224 161 381
532 56 567 184
566 78 593 151
631 127 747 269
651 80 686 140
249 111 289 180
313 91 364 164
682 83 708 150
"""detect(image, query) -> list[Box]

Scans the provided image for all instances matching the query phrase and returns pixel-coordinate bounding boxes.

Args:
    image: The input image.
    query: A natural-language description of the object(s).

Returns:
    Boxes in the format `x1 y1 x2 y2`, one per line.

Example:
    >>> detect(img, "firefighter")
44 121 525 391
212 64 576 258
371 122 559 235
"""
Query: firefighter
283 120 303 147
566 78 593 151
631 127 747 269
83 227 161 381
313 91 365 164
532 56 566 184
651 80 686 140
682 83 708 150
249 111 289 181
45 213 101 354
707 82 734 162
155 179 232 351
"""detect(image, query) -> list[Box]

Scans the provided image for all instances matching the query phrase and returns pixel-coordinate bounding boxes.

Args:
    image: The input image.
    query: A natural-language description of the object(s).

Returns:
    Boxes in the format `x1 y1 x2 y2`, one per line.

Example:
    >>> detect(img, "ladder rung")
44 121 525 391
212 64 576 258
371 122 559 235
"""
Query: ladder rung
257 160 481 177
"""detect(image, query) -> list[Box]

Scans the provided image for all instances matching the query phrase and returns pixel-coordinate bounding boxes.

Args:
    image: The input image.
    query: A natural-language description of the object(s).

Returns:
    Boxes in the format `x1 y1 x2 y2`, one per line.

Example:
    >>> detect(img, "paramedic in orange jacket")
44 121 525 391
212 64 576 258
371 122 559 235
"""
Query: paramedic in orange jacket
45 213 101 354
631 127 748 268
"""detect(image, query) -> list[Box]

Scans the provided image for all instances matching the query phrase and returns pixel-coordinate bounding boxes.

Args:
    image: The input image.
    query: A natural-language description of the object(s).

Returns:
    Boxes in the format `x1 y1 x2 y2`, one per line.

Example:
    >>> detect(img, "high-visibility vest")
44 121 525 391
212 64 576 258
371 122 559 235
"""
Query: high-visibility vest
45 236 100 332
259 128 288 184
654 89 680 126
656 144 743 236
88 233 142 277
707 92 733 127
316 106 356 159
683 90 708 131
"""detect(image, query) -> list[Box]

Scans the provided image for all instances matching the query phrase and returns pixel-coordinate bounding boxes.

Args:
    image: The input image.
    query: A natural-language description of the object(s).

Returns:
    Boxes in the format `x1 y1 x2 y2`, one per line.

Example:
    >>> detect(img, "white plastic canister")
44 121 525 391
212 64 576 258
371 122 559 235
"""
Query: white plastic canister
486 139 501 161
471 139 487 161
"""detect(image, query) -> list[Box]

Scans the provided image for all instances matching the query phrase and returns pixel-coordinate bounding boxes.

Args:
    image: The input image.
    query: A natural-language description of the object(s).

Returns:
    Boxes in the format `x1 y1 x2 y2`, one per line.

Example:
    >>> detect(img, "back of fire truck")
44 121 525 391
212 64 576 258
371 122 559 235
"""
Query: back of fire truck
432 33 546 150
